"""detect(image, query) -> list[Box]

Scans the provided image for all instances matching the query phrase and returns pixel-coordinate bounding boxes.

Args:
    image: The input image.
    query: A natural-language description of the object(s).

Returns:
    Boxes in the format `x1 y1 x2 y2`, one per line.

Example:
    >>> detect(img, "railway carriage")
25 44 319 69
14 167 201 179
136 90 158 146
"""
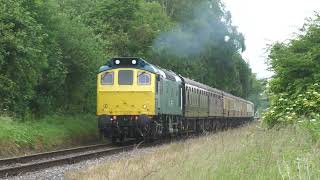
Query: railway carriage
207 87 224 118
97 57 254 143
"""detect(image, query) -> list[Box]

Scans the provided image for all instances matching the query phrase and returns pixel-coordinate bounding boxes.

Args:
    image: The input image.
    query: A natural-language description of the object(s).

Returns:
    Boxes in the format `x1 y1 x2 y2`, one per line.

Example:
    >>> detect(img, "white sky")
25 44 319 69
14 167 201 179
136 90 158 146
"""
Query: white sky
223 0 320 79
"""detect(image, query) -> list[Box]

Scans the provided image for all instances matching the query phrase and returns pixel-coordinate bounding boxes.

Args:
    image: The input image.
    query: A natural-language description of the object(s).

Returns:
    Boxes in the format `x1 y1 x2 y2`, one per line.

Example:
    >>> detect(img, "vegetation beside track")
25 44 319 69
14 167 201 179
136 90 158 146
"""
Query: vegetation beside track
66 123 320 180
0 115 98 158
263 14 320 140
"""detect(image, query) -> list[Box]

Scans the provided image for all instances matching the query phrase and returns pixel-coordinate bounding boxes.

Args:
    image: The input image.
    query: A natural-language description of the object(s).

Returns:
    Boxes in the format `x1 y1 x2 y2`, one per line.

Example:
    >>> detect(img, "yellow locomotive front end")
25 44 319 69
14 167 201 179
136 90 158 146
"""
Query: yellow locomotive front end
97 68 156 116
97 58 158 142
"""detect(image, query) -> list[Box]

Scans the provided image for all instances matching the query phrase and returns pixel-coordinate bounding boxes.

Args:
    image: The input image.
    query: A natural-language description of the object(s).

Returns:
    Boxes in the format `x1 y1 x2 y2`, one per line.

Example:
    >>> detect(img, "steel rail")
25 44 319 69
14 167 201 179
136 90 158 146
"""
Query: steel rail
0 145 136 178
0 144 112 167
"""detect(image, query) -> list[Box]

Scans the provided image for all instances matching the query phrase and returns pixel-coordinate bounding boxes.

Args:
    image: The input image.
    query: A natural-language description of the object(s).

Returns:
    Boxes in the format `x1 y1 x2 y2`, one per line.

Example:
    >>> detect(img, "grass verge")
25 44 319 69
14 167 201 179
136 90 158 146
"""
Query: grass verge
66 122 320 180
0 114 99 158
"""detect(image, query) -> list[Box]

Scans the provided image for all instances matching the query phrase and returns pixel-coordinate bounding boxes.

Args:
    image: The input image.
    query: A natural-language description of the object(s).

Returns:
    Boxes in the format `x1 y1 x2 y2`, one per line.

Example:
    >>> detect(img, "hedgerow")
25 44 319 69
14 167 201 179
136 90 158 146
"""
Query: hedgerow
263 14 320 140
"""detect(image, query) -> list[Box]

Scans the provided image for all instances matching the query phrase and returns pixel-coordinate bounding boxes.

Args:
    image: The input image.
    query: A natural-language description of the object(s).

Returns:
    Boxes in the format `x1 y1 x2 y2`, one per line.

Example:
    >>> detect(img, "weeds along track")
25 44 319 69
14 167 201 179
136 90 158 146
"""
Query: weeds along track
0 123 252 178
0 143 140 178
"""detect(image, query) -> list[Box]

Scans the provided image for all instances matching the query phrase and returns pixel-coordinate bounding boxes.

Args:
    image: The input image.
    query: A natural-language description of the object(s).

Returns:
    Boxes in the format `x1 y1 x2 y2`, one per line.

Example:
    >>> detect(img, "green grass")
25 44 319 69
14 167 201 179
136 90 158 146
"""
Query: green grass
66 123 320 180
0 114 99 157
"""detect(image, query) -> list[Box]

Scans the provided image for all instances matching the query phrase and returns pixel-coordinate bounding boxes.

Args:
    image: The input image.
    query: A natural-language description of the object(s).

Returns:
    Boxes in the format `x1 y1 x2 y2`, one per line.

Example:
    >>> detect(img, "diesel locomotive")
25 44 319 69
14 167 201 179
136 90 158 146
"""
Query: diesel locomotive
97 58 254 142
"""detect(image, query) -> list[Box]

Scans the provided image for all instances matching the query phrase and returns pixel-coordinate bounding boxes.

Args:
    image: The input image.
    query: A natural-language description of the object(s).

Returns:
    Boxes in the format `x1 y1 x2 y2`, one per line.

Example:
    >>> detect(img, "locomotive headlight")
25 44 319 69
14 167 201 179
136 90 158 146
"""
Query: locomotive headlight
132 60 137 65
115 60 120 65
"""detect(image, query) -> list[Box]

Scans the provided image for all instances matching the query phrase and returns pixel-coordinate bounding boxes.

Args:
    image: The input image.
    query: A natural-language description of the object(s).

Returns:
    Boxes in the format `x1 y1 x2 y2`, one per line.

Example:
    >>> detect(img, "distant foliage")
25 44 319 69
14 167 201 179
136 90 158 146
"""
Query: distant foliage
88 0 173 57
0 0 106 117
264 14 320 139
0 0 262 118
150 0 252 98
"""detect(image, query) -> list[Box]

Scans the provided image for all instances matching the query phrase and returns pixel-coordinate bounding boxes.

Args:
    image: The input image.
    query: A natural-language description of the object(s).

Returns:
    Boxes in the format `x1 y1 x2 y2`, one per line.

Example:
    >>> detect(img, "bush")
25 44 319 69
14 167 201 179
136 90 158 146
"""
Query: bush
263 14 320 140
263 83 320 139
264 83 320 125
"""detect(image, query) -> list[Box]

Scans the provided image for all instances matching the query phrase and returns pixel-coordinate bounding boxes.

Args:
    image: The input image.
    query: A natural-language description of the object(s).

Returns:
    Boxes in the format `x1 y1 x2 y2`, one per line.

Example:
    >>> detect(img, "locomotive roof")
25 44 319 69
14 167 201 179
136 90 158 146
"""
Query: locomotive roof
158 68 182 83
99 57 182 83
99 57 159 74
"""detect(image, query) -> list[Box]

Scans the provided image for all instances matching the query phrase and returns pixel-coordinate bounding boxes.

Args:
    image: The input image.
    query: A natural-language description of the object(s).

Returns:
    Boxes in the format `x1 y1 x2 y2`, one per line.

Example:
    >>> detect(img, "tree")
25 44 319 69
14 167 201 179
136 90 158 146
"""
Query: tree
264 14 320 128
0 0 261 118
89 0 173 57
32 0 106 115
150 0 250 98
0 0 47 115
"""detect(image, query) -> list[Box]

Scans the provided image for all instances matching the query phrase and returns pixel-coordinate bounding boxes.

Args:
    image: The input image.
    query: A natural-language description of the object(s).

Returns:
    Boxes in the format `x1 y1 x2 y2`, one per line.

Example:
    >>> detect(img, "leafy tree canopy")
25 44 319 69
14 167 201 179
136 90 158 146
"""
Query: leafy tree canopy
263 14 320 139
0 0 263 118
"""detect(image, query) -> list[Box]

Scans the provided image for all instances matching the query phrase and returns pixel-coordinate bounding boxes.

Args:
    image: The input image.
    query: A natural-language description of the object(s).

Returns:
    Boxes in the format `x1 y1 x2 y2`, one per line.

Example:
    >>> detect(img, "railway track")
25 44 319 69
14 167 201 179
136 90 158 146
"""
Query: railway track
0 143 140 178
0 124 250 179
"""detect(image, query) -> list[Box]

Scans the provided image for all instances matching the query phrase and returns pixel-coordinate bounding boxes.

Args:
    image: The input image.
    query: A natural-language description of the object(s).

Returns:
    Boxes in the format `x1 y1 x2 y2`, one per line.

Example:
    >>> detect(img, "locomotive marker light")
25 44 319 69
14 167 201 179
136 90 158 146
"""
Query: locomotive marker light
132 60 137 65
115 60 120 65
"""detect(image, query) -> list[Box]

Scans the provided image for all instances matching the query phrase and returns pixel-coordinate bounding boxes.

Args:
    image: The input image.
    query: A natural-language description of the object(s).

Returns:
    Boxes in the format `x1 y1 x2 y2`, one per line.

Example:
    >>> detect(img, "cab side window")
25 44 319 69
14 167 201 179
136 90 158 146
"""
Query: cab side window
101 72 114 85
138 72 151 85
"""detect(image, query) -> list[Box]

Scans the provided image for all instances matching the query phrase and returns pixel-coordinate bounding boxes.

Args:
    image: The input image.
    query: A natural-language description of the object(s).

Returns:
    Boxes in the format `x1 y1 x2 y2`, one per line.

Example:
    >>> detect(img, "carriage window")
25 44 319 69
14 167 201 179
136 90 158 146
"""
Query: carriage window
101 72 114 85
118 70 133 85
187 91 189 104
179 88 182 107
138 72 151 85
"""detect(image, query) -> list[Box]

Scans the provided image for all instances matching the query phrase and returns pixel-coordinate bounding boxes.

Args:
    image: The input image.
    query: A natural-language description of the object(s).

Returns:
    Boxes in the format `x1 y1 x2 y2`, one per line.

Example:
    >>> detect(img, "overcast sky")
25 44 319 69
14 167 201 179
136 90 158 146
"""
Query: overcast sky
223 0 320 79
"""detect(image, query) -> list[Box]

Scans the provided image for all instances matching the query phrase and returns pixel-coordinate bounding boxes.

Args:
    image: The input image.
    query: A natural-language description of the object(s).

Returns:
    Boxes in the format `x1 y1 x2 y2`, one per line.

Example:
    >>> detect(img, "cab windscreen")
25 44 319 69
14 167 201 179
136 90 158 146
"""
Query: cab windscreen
118 70 133 85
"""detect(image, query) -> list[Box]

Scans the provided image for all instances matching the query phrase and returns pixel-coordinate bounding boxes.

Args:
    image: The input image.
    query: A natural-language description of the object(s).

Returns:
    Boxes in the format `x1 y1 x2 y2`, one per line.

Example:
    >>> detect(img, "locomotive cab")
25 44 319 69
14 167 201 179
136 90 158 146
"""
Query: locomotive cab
97 58 158 141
